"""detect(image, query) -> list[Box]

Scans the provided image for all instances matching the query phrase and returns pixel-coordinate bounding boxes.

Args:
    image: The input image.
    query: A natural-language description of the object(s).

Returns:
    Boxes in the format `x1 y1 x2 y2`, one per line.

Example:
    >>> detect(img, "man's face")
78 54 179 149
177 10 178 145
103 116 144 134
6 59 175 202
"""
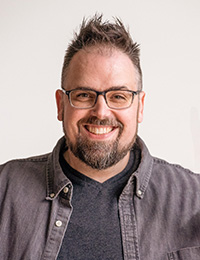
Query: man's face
56 47 145 170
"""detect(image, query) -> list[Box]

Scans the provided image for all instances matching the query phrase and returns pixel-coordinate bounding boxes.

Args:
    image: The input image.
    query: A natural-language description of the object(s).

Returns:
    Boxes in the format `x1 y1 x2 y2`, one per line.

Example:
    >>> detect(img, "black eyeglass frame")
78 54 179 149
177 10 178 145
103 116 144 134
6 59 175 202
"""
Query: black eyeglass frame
62 88 141 110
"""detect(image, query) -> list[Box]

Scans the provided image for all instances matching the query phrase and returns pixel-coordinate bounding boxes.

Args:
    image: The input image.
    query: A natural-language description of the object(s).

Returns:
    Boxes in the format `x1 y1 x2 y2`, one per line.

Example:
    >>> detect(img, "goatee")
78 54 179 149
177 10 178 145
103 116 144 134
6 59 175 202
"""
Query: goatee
63 116 137 170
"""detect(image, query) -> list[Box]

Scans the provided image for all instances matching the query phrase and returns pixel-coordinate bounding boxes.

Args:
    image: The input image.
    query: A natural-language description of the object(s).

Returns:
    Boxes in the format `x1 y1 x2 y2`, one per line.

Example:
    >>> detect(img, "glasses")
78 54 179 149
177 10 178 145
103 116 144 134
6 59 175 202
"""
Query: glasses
62 88 141 110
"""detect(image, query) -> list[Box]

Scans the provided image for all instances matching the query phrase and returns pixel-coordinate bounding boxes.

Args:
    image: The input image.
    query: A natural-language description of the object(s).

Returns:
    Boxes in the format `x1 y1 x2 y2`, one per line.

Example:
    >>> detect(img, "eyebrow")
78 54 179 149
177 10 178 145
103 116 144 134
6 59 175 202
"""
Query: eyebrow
74 86 129 91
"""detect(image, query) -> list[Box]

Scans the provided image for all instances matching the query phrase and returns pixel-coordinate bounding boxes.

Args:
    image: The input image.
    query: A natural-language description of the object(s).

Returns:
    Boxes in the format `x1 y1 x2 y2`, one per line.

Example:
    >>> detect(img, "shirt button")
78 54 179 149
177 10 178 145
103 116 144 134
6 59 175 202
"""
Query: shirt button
55 220 62 227
63 186 69 194
50 193 55 198
137 190 142 196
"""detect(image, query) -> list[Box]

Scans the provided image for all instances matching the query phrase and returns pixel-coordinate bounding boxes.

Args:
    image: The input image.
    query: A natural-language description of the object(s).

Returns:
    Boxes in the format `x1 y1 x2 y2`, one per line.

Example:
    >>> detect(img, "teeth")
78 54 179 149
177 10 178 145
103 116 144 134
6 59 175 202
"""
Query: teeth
87 126 113 135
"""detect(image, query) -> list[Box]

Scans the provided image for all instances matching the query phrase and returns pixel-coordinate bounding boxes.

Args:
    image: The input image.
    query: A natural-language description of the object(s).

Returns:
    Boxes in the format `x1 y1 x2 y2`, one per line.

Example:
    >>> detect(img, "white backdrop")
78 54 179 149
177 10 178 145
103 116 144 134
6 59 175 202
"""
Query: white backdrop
1 0 200 172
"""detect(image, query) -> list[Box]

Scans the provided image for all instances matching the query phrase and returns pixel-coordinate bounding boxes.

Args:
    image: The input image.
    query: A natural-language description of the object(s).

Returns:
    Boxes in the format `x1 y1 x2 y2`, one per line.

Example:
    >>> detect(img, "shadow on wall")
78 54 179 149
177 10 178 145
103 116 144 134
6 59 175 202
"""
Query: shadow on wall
190 107 200 173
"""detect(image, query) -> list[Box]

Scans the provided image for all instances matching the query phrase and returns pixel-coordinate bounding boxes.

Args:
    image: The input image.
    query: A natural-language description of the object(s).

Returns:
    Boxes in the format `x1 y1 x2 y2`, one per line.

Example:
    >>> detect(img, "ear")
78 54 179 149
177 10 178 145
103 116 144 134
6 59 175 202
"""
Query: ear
137 91 145 123
55 89 64 121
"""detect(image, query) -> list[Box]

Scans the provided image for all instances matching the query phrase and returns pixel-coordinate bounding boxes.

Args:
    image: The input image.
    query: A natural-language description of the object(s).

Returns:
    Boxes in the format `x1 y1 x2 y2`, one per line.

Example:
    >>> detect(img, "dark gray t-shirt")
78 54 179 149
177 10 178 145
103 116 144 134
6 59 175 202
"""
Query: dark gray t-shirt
57 148 140 260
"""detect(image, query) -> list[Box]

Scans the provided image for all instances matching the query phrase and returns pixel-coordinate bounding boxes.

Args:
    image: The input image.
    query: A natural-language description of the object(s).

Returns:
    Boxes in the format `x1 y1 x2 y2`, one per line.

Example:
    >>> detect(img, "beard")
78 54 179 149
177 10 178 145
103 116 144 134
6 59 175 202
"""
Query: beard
63 116 138 170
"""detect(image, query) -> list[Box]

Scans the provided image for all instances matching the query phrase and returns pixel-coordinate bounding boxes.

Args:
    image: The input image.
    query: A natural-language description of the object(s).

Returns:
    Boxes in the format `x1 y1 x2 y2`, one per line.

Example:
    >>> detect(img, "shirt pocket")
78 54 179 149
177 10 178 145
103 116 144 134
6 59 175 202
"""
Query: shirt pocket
167 246 200 260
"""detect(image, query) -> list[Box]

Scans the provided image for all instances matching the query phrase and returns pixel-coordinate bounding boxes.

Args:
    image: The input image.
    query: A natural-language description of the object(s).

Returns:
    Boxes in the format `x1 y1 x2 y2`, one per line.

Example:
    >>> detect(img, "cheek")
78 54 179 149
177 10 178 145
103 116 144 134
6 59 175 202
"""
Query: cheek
118 108 138 129
117 108 138 141
63 107 87 136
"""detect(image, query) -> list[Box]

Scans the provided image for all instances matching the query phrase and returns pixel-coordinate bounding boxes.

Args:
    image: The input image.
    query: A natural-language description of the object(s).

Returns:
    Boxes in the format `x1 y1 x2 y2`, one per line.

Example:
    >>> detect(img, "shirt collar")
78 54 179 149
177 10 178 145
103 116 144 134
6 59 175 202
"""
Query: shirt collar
45 135 154 200
133 136 154 199
46 136 71 200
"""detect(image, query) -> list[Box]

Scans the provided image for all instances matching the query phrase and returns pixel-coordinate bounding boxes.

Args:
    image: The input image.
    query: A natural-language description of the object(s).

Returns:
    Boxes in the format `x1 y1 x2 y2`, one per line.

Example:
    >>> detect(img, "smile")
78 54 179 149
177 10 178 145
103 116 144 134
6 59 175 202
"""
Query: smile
85 125 114 135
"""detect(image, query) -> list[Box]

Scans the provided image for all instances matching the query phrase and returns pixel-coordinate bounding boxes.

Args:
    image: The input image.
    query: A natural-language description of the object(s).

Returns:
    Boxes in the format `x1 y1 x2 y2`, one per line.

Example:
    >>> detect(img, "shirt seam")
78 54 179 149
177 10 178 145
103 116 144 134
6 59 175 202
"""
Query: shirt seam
153 157 199 176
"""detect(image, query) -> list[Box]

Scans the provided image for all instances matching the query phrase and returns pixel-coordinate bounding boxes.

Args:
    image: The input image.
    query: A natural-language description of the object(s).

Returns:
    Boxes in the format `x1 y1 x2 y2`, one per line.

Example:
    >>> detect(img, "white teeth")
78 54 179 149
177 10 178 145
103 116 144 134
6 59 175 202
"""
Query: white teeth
87 126 113 135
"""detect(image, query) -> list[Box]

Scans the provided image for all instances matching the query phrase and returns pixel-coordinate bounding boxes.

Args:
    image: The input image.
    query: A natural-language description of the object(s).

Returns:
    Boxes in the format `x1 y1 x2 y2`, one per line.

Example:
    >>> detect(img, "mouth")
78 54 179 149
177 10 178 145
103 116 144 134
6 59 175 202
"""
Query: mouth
84 125 115 135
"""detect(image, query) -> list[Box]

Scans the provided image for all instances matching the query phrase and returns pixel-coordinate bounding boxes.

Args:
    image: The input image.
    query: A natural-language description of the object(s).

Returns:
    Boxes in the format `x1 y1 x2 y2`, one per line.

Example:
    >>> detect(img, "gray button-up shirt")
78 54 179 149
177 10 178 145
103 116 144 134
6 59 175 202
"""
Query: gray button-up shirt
0 136 200 260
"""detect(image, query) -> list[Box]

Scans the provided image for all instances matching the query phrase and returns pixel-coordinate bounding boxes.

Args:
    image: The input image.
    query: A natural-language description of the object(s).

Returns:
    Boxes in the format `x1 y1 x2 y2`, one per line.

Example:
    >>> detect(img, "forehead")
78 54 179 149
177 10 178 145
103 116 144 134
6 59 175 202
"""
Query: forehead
64 46 138 90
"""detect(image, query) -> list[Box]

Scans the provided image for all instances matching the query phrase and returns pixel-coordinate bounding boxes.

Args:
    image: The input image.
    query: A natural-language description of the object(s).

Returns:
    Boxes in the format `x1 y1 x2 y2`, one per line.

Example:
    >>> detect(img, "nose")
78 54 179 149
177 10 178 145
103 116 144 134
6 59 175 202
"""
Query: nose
90 95 111 119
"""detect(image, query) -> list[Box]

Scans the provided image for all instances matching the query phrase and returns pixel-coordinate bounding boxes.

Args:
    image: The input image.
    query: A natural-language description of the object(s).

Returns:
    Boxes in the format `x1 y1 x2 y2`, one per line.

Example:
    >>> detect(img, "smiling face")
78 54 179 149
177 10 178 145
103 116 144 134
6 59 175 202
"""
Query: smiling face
56 47 145 174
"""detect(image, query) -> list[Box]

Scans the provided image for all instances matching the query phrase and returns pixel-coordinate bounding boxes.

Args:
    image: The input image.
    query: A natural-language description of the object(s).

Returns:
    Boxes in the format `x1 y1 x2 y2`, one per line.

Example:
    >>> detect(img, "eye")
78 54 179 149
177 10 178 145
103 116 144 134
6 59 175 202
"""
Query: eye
112 94 126 100
108 91 129 103
72 90 96 101
76 92 90 98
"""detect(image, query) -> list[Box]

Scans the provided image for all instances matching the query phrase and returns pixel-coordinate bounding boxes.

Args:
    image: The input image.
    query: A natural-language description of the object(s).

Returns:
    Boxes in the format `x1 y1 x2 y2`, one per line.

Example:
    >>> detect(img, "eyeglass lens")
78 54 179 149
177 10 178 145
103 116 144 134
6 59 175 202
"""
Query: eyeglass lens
70 89 133 109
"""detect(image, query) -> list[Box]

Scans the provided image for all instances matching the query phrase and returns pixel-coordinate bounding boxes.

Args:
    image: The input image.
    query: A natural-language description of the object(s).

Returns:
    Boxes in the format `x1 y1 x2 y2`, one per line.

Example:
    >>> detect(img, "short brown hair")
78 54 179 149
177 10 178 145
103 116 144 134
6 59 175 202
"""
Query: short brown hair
61 14 142 90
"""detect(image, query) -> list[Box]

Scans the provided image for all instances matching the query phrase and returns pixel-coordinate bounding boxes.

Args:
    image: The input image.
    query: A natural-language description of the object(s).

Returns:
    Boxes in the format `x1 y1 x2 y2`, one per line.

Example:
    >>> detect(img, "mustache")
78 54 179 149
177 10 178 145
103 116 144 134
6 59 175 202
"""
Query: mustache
78 116 123 128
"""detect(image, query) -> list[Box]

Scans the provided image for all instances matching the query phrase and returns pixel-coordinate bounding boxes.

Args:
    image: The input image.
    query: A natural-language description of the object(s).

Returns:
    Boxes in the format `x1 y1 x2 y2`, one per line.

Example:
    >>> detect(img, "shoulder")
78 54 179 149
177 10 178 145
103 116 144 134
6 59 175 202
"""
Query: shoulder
0 154 51 200
0 153 50 167
0 153 50 179
153 156 199 176
151 156 200 190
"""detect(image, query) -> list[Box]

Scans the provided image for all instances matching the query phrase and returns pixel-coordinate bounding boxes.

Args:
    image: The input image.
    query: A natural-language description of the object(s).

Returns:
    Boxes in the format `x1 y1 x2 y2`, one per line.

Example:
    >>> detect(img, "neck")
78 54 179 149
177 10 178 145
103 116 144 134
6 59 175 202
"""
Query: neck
63 149 130 183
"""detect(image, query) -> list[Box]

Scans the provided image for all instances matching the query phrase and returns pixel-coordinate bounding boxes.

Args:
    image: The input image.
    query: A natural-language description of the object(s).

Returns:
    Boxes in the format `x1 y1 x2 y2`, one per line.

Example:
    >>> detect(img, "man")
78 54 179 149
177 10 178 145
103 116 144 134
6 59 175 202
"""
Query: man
0 15 200 260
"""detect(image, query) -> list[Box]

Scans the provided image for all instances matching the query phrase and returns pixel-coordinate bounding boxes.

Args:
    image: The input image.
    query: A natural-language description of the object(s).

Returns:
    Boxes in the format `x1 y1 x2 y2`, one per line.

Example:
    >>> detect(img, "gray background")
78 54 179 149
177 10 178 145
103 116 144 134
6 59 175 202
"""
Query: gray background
1 0 200 172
